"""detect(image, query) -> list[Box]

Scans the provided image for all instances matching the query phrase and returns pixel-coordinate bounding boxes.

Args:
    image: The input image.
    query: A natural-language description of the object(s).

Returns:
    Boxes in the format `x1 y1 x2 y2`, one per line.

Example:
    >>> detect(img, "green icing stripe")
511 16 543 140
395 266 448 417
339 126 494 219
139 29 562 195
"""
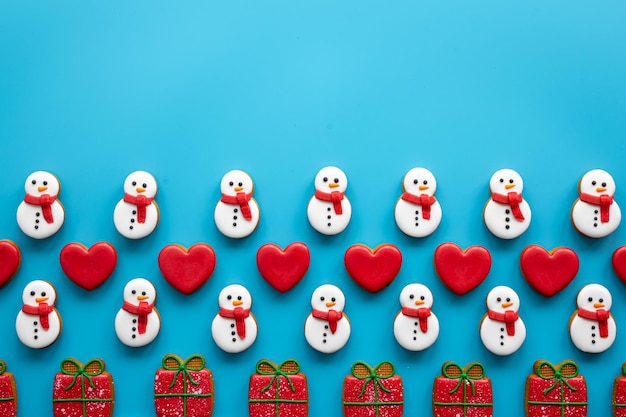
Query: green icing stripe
433 402 493 407
52 398 112 403
154 393 212 398
527 401 588 406
248 399 307 404
0 397 15 401
342 401 404 406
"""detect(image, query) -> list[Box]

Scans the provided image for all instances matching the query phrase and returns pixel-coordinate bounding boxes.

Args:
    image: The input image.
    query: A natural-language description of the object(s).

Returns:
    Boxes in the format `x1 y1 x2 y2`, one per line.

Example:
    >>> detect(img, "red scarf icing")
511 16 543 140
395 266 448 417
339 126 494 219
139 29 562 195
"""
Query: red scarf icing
491 192 525 221
487 309 519 336
123 194 154 223
122 301 154 334
400 193 436 220
23 194 57 224
311 309 343 334
401 306 431 333
219 307 250 338
580 193 613 223
314 190 344 215
21 303 54 330
220 193 253 220
577 308 610 338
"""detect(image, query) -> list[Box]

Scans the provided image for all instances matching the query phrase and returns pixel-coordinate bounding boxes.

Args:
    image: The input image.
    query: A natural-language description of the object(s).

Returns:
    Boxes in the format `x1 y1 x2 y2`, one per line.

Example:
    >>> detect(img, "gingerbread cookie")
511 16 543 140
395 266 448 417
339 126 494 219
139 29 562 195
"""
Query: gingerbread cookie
114 278 160 347
393 283 439 351
17 171 65 239
394 167 442 237
525 360 587 417
483 168 531 239
16 280 62 349
113 170 160 239
571 169 621 238
214 170 260 239
211 284 258 353
307 166 352 235
304 284 350 353
479 286 526 355
569 283 616 353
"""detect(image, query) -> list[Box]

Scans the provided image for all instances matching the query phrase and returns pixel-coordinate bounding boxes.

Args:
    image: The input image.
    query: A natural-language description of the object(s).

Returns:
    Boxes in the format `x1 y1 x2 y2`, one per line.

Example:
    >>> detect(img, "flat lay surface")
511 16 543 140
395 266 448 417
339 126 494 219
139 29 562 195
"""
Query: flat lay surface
1 1 626 416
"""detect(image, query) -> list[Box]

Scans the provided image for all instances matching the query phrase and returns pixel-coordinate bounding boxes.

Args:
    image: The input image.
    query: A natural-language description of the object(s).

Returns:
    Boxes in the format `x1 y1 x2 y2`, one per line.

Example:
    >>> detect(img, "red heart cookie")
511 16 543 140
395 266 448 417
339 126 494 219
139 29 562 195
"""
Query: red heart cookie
158 243 216 294
256 242 310 292
520 245 579 297
434 242 491 295
344 244 402 293
612 246 626 284
0 240 21 287
60 242 117 291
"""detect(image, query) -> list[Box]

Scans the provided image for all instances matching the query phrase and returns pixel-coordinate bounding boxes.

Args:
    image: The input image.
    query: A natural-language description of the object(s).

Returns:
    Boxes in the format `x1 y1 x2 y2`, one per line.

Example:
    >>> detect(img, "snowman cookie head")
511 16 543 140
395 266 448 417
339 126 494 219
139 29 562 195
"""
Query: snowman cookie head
576 283 612 311
402 168 436 196
22 280 57 306
123 171 158 198
399 283 433 309
218 284 253 309
24 171 61 197
220 170 254 196
486 285 520 313
489 169 524 194
310 284 346 312
579 169 616 196
314 167 348 193
123 278 157 305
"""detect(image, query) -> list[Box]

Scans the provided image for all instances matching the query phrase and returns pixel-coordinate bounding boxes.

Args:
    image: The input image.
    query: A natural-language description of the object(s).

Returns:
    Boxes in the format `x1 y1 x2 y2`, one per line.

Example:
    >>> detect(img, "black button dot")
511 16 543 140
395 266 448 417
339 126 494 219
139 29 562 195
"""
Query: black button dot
505 217 510 222
595 210 599 214
35 219 40 224
415 217 419 221
414 322 418 325
34 335 38 340
233 223 237 227
500 328 505 331
129 226 134 230
323 339 327 343
231 324 235 328
130 219 135 223
592 326 596 329
416 211 419 215
132 327 136 331
325 325 329 329
233 216 238 220
232 338 237 342
36 212 40 217
500 342 504 346
34 321 38 325
592 333 596 337
34 329 38 333
327 223 332 227
234 208 238 213
132 335 136 339
505 225 510 229
500 335 504 339
594 217 598 221
415 223 419 226
133 319 137 323
505 209 510 214
323 333 327 337
132 210 137 214
327 207 331 211
327 215 332 219
34 226 39 230
231 331 236 336
413 330 417 334
413 337 417 340
592 340 596 344
594 223 598 227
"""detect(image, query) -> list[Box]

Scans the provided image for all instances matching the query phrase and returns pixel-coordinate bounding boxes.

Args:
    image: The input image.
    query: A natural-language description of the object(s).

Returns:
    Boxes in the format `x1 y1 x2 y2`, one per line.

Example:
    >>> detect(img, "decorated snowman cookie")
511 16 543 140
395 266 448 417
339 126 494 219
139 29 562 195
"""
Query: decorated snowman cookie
394 168 442 237
569 283 616 353
17 171 65 239
305 284 350 353
214 170 260 239
16 280 62 348
115 278 160 347
211 284 258 353
307 167 352 235
114 171 160 239
483 169 531 239
479 286 526 355
571 169 621 238
393 283 439 351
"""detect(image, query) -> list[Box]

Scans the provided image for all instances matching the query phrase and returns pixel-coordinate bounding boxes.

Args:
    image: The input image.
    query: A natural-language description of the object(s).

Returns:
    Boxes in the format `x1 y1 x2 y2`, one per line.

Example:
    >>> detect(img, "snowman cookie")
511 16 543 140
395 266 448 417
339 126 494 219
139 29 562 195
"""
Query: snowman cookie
394 168 442 237
479 286 526 355
569 283 616 353
304 284 350 353
17 171 65 239
115 278 161 347
571 169 621 238
307 166 352 235
483 169 531 239
16 280 62 348
211 284 258 353
114 171 160 239
214 170 260 239
393 283 439 351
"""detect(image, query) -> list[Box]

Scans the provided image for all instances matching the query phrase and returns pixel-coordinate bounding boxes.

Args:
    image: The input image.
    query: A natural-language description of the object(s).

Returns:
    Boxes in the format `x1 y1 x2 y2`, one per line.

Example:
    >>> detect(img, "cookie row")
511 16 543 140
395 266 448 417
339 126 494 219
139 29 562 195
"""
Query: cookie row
15 167 622 241
0 356 622 417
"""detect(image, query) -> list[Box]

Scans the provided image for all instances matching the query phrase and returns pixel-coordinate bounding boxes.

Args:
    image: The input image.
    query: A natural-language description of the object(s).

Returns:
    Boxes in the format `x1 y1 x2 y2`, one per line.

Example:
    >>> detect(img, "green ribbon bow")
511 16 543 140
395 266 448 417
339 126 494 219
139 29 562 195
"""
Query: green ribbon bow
257 359 299 394
527 360 587 417
352 361 393 399
443 362 486 396
52 358 112 417
162 354 205 389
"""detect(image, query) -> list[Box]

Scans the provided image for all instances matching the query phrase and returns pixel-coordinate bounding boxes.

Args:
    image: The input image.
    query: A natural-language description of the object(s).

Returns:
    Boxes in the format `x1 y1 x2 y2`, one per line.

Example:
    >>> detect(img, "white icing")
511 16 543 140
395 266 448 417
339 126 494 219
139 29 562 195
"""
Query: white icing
214 170 260 239
16 171 65 239
307 166 352 235
114 278 160 347
569 283 616 353
394 168 442 237
393 283 439 351
15 280 61 348
114 171 159 239
479 285 526 356
304 284 350 353
483 168 531 239
572 169 621 238
211 284 257 353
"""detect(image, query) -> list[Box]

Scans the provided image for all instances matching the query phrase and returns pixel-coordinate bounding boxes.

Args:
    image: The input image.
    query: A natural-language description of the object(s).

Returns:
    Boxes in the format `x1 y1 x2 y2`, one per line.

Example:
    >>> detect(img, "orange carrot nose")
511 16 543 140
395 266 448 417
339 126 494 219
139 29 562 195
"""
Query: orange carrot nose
136 187 146 193
329 183 339 188
502 302 513 308
418 185 429 191
326 301 336 307
594 303 605 308
38 186 48 192
596 187 607 193
137 295 149 301
234 186 244 192
233 300 243 306
35 297 49 303
504 183 516 190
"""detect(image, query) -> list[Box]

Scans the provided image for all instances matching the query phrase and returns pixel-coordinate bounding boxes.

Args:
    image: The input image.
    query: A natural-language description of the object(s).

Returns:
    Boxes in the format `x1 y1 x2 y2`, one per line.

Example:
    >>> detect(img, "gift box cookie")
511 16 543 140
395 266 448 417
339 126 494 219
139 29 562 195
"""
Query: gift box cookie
342 361 403 417
248 359 308 417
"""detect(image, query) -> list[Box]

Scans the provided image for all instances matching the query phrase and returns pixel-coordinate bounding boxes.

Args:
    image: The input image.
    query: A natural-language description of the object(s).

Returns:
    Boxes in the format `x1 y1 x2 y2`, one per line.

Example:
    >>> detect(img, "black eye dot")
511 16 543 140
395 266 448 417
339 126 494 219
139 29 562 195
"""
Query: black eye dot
588 297 593 302
506 298 510 302
43 181 48 186
509 179 514 184
320 296 325 301
238 182 243 187
31 180 36 185
497 297 502 302
30 291 35 296
333 178 339 183
602 182 607 187
131 290 136 295
599 298 604 303
41 292 46 297
237 296 242 300
423 180 428 185
227 295 232 300
420 295 425 300
413 179 418 184
141 291 146 296
331 297 336 302
229 181 234 186
592 181 597 186
142 183 147 188
132 181 137 186
409 294 415 299
323 177 328 182
499 178 504 183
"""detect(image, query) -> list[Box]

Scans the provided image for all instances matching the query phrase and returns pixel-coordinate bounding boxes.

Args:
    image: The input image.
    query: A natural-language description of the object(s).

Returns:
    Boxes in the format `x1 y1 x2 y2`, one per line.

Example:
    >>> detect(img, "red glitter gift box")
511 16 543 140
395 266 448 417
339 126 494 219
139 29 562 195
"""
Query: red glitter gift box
525 360 587 417
0 360 17 417
613 363 626 416
52 358 114 417
154 354 214 417
342 361 403 417
432 362 493 417
248 359 308 417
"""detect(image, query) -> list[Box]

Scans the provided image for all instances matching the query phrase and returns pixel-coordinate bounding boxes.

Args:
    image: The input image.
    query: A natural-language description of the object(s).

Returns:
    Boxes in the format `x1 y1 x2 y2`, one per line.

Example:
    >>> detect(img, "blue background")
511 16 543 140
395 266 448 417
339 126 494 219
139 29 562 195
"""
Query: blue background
1 1 626 416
